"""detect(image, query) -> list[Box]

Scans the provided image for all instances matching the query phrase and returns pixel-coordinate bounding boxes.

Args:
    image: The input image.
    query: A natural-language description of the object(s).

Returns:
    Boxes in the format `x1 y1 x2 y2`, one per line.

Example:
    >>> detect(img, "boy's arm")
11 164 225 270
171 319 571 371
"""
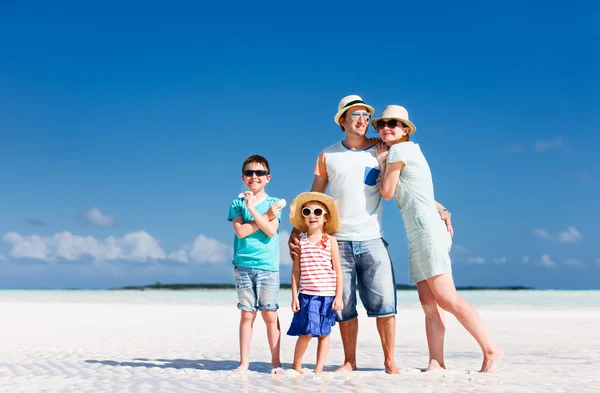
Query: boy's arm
231 211 278 239
330 236 343 299
247 204 280 238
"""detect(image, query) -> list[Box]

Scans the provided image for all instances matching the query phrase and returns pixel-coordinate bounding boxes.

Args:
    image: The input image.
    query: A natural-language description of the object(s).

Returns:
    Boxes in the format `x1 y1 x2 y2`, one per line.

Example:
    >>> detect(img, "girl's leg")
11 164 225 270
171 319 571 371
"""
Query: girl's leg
314 335 330 373
417 280 446 370
237 310 257 371
292 335 312 373
261 310 284 373
427 274 504 372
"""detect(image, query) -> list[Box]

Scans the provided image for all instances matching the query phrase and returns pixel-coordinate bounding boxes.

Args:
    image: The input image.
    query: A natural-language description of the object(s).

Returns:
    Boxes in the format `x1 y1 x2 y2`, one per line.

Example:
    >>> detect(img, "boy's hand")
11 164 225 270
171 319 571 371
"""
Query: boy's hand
242 191 256 209
291 298 300 313
288 228 301 260
332 296 343 311
267 203 282 220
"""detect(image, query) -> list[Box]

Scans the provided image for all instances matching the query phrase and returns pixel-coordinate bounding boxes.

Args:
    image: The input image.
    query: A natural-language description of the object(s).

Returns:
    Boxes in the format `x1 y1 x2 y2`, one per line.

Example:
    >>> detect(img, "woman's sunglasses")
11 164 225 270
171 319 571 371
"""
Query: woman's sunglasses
375 119 406 130
243 170 269 177
301 207 327 217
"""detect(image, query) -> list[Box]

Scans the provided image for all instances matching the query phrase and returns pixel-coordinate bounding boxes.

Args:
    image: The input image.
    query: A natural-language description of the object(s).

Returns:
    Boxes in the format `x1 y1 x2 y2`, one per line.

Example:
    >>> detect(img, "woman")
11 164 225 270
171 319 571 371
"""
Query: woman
373 105 503 373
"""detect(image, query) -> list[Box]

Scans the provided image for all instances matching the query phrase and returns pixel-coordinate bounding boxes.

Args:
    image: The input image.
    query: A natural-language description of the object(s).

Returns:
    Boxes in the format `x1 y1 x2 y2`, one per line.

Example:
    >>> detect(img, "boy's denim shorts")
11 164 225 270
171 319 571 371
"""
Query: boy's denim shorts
233 265 280 312
336 238 397 322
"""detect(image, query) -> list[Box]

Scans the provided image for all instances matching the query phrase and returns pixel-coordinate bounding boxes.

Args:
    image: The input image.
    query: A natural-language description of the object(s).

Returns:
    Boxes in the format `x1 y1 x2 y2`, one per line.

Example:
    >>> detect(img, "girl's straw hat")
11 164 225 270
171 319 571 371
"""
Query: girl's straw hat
289 192 339 234
370 105 417 134
334 94 375 125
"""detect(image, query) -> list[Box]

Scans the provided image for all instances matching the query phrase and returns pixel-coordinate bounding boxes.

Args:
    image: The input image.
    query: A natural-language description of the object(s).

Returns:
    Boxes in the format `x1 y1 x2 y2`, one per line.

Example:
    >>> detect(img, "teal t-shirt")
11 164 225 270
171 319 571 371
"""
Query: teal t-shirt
228 195 282 272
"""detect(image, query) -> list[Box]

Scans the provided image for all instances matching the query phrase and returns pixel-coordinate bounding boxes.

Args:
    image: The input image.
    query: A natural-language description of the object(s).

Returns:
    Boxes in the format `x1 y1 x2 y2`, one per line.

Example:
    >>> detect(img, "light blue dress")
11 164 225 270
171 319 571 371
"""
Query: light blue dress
387 142 452 283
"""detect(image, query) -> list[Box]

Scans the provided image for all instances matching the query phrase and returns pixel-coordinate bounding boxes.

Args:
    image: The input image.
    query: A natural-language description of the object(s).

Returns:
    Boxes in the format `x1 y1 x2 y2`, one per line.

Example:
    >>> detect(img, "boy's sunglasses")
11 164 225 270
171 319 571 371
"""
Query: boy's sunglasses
375 119 405 130
301 207 327 217
349 111 371 121
243 170 269 177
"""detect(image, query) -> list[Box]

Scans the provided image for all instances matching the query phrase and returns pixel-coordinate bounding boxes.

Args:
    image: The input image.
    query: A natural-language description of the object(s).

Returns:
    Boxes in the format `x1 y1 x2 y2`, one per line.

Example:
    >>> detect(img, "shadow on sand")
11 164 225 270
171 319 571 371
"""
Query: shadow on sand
85 358 384 373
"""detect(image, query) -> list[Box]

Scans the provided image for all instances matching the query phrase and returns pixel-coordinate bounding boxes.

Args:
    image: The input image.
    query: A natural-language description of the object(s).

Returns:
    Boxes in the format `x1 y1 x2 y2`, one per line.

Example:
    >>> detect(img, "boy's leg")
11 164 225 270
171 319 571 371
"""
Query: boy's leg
234 265 258 371
314 335 330 373
336 240 358 372
356 238 399 374
256 270 284 374
291 336 311 374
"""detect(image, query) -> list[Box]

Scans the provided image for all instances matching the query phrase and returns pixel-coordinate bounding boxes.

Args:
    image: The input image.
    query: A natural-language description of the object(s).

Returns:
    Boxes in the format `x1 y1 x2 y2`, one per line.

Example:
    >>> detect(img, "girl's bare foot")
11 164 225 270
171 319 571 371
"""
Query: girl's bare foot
480 349 504 372
335 362 357 372
426 359 446 372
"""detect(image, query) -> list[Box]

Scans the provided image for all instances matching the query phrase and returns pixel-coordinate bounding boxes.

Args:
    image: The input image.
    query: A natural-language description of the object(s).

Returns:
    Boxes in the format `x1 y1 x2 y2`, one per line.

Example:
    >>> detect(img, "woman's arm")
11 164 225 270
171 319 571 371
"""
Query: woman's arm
380 161 405 200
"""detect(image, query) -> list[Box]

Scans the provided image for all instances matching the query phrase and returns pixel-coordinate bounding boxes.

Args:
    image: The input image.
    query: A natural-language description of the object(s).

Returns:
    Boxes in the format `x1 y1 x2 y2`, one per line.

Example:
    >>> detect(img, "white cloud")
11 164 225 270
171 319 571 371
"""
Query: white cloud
564 258 584 268
494 257 507 264
85 207 116 227
523 255 529 264
533 227 582 243
279 230 293 266
468 256 485 264
540 254 557 268
534 136 567 152
0 254 8 262
2 231 232 265
188 234 232 263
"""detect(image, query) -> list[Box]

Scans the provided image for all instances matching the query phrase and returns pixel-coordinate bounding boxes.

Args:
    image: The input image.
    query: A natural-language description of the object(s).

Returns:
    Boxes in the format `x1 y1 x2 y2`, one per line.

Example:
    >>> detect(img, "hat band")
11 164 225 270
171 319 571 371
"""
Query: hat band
342 99 365 109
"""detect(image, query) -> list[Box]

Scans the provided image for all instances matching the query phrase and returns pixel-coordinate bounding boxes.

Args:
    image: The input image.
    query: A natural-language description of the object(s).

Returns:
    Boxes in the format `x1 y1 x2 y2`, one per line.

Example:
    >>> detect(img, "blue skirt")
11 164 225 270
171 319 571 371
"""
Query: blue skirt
287 293 336 337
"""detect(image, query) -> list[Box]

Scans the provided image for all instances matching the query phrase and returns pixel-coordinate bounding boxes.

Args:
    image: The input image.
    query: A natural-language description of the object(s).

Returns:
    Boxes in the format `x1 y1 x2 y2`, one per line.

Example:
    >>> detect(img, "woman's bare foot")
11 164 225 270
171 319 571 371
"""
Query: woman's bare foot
335 362 357 372
384 361 400 374
426 359 446 372
480 349 504 372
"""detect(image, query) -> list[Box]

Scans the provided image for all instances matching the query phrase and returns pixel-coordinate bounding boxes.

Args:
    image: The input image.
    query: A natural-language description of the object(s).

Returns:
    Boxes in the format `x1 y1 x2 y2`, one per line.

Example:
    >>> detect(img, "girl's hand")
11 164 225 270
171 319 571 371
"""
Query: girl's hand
291 298 300 313
332 296 343 311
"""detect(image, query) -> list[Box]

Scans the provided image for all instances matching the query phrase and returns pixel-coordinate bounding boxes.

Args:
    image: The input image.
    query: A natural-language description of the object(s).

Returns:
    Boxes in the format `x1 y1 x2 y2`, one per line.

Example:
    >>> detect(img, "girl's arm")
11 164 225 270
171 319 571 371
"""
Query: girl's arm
291 250 301 312
379 161 405 200
330 236 344 310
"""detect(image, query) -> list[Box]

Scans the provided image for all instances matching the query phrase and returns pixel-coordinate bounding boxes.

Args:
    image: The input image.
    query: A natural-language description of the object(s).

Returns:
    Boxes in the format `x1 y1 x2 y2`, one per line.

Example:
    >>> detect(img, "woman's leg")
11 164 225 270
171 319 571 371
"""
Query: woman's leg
427 274 504 372
417 280 446 370
291 335 312 374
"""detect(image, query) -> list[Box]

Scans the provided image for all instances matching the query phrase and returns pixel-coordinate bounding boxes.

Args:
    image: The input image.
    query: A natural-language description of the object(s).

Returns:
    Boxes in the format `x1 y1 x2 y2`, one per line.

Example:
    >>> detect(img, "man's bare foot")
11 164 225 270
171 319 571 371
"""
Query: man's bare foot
426 359 446 372
335 362 357 372
384 362 400 374
291 363 304 374
232 364 249 374
480 349 504 372
270 362 285 375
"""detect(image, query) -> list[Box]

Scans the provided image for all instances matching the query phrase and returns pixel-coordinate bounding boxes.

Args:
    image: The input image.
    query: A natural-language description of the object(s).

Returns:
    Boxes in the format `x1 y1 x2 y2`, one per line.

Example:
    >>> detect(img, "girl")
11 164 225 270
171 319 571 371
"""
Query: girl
372 105 503 373
287 191 343 374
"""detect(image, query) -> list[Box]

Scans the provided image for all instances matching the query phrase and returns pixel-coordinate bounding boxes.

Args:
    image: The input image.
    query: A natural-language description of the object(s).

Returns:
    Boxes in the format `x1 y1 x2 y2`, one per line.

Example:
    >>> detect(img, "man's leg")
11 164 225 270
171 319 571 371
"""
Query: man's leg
357 238 399 374
335 240 358 371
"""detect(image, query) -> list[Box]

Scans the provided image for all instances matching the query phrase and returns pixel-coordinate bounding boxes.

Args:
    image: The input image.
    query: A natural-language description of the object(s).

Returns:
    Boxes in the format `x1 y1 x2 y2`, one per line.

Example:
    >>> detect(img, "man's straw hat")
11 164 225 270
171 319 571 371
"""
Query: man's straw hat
289 192 339 234
334 94 375 125
370 105 417 134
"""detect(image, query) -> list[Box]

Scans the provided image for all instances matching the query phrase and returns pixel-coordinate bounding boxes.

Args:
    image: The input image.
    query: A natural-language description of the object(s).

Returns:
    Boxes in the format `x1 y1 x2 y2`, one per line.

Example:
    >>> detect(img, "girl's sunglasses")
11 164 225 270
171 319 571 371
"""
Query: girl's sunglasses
243 170 269 177
375 119 406 130
301 207 327 217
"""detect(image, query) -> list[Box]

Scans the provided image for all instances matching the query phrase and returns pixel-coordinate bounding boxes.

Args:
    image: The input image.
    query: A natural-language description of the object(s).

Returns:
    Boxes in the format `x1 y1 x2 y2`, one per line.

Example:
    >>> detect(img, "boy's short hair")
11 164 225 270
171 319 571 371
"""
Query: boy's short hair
242 154 270 174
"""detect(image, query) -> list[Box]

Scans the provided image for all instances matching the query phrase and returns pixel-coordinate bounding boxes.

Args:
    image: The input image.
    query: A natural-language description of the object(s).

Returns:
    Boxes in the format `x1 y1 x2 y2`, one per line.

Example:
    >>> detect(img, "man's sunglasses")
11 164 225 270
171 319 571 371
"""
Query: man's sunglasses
243 170 269 177
301 207 327 217
375 119 406 130
349 111 371 121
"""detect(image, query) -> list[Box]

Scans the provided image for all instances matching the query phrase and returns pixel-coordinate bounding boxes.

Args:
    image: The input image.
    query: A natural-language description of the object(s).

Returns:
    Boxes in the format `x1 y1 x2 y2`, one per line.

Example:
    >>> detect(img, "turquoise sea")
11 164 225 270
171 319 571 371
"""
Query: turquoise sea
1 289 599 308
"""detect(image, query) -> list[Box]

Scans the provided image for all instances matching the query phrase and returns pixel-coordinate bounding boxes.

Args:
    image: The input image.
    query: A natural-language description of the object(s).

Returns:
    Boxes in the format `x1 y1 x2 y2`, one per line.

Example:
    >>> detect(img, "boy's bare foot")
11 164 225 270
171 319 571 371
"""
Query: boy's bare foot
232 364 249 374
335 362 357 372
426 359 446 372
384 362 400 374
480 349 504 373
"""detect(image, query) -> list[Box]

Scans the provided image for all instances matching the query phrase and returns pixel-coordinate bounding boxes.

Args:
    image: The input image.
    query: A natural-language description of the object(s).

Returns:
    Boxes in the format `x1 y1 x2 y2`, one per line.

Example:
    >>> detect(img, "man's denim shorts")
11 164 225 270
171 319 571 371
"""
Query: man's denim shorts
336 238 397 322
233 265 280 312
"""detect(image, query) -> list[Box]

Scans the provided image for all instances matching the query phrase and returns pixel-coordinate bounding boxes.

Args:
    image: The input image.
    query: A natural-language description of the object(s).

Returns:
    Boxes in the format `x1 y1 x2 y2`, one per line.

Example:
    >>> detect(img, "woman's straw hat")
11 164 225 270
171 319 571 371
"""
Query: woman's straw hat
334 94 375 125
289 192 339 234
370 105 417 134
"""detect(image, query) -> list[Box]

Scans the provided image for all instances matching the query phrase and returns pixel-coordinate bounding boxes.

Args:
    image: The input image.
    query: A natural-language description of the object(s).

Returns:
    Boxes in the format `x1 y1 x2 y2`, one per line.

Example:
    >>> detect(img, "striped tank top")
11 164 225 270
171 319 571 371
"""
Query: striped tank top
299 233 337 296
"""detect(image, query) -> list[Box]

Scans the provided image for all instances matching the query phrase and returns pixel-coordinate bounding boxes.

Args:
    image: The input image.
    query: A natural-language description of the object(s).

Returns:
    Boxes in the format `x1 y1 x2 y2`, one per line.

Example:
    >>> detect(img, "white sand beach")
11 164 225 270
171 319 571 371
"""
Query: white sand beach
1 290 599 393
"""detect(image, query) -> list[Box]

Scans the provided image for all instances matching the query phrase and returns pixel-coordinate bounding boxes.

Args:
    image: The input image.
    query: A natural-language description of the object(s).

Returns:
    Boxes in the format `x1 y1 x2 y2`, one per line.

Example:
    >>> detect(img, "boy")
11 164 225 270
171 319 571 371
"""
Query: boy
228 154 286 374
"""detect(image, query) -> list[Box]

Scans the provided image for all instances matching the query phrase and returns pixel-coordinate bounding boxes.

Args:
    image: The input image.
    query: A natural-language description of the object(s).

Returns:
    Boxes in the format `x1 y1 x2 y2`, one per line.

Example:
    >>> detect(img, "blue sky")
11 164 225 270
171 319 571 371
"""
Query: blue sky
0 0 598 289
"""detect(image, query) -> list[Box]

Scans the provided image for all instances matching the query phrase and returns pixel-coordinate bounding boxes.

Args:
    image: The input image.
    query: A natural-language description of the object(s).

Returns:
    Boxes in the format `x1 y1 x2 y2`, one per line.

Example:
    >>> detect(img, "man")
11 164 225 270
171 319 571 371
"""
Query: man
288 94 452 374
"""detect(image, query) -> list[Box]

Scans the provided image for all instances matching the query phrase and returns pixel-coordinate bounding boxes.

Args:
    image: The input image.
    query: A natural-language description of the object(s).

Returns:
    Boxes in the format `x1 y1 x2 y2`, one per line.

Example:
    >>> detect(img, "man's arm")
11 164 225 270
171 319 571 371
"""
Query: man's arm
311 175 328 193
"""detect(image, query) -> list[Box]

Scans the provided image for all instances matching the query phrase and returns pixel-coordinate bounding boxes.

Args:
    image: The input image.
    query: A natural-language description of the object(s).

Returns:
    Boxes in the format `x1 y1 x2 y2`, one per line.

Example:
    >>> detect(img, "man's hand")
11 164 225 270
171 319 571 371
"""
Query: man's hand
291 297 300 313
440 210 454 238
288 228 301 260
